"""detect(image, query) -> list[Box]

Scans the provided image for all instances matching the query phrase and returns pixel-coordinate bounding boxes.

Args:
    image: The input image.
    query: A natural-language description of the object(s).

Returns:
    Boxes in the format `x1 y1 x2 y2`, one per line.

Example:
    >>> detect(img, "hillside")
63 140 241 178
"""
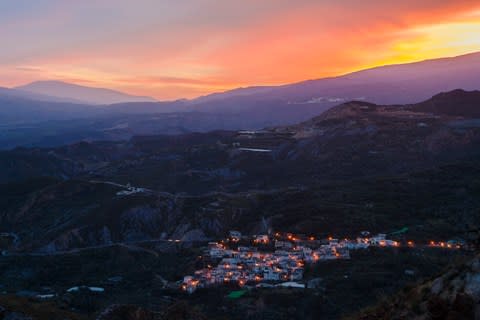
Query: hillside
1 89 480 252
412 89 480 117
350 254 480 320
0 89 479 318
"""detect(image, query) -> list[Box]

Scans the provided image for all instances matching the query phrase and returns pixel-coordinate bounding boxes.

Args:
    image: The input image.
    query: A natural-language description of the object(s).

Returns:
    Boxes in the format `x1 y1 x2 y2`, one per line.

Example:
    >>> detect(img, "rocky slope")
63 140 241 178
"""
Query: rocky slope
350 254 480 320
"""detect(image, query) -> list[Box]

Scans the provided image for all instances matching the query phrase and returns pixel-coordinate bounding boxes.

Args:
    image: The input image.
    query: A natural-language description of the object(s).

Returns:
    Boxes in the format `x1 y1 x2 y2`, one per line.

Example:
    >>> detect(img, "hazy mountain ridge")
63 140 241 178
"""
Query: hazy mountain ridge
193 51 480 105
0 94 107 125
0 86 88 104
16 80 157 105
1 52 479 145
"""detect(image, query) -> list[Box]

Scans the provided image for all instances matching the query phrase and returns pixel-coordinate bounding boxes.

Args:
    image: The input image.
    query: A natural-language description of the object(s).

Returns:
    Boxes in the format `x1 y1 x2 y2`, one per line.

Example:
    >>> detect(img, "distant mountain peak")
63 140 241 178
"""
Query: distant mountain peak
16 80 157 105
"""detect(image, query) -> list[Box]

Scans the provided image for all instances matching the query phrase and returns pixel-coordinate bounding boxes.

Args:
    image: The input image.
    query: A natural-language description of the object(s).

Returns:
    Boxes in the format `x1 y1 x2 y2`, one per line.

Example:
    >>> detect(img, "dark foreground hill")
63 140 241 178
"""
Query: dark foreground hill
413 89 480 117
349 254 480 320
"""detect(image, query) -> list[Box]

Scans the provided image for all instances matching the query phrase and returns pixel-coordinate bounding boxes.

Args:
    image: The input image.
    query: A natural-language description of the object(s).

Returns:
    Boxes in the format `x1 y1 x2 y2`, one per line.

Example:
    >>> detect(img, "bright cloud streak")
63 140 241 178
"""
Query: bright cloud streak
0 0 479 99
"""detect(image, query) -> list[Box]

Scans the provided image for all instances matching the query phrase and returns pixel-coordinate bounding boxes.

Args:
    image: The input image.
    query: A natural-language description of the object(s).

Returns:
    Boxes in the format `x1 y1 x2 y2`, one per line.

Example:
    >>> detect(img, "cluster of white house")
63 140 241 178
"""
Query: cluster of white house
181 231 400 293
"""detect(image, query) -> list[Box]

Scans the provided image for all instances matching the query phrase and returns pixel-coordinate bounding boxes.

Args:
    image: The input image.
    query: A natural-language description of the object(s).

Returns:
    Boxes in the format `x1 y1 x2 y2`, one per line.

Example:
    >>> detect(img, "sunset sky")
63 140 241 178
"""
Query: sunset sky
1 0 480 100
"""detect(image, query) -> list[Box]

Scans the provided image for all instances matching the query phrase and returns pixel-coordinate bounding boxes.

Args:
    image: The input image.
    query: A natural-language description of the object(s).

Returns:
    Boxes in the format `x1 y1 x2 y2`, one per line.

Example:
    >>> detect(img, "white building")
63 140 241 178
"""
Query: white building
254 235 269 244
229 231 242 241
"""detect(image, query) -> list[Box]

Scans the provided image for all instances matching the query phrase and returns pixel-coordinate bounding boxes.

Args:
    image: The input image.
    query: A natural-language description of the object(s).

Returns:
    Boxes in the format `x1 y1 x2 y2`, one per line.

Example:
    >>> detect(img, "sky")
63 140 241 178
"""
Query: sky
1 0 480 100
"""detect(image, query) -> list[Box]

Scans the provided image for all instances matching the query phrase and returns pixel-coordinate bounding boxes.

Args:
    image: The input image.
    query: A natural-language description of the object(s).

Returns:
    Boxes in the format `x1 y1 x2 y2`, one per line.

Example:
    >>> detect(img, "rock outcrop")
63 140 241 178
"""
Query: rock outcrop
351 254 480 320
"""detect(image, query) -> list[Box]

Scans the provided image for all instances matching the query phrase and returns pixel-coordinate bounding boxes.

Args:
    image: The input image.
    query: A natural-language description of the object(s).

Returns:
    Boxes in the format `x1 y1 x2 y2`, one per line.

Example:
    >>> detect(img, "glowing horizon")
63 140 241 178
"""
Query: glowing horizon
1 1 480 100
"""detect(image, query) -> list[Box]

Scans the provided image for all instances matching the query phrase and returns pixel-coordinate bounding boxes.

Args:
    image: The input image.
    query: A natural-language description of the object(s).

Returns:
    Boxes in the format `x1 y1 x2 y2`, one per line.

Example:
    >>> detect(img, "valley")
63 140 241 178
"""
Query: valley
0 89 479 318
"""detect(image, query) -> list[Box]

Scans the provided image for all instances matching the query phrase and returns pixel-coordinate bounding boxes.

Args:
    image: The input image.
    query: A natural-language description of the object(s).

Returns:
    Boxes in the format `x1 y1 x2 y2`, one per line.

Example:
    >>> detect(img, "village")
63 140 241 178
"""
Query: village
181 230 466 294
0 230 465 302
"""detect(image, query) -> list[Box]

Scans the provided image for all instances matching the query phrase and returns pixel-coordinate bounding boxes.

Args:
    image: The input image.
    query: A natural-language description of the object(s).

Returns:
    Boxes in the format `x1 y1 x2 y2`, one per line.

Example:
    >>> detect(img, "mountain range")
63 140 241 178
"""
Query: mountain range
1 88 480 249
1 51 480 149
15 80 157 105
194 51 480 105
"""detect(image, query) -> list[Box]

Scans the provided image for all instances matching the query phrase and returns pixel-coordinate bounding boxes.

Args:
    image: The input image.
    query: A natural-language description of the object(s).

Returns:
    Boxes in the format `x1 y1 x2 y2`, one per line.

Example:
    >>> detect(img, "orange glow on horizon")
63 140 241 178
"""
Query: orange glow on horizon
1 2 479 99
